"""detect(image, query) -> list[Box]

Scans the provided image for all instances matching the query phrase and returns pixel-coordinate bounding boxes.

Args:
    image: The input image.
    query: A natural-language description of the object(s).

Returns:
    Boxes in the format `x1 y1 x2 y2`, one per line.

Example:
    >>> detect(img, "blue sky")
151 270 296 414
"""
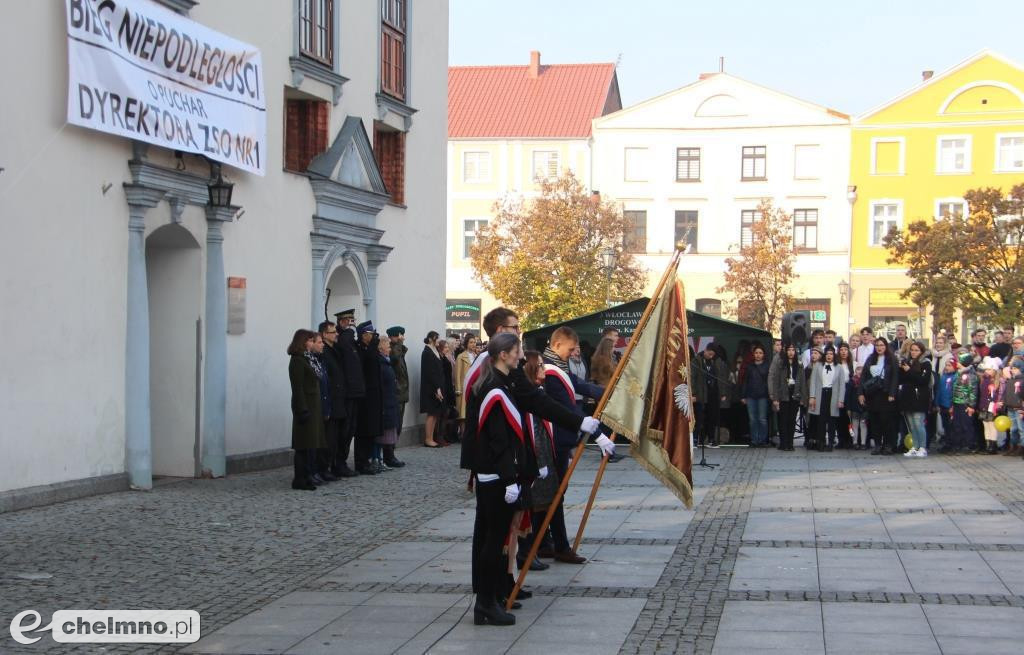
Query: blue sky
449 0 1024 116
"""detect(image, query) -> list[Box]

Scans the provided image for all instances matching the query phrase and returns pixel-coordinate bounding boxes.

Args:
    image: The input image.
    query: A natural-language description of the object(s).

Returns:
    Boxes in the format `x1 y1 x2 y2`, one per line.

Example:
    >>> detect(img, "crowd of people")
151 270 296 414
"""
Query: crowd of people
286 309 412 490
691 325 1024 460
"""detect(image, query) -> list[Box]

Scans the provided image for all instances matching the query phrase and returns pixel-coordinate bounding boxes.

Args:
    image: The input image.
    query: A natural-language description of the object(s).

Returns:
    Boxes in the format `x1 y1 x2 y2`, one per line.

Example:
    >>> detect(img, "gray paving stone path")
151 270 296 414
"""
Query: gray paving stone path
2 444 1024 654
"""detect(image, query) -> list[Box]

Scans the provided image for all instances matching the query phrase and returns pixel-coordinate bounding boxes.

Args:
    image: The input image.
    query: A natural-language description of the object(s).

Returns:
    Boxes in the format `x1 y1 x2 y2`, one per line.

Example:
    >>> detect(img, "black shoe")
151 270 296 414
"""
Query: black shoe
517 557 549 571
355 465 378 475
310 473 326 485
474 598 515 626
607 453 625 463
383 458 406 468
334 465 358 478
870 448 883 455
320 471 339 482
516 588 533 599
291 479 316 491
708 441 720 449
498 597 522 610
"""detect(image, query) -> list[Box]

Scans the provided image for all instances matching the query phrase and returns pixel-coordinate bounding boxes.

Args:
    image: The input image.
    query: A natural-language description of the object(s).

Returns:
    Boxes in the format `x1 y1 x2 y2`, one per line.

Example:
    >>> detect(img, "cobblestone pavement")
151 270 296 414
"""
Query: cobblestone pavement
2 444 1024 654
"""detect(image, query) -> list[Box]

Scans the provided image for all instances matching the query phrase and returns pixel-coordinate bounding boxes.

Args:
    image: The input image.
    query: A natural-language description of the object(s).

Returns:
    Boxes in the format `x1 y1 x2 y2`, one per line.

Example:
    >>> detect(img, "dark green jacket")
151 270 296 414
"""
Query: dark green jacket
289 355 327 450
390 342 409 403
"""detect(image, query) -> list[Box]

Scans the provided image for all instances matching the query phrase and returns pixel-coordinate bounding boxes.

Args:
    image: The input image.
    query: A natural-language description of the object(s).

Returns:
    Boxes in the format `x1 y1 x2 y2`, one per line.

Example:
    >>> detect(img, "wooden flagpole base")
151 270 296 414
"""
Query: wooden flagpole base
572 443 613 552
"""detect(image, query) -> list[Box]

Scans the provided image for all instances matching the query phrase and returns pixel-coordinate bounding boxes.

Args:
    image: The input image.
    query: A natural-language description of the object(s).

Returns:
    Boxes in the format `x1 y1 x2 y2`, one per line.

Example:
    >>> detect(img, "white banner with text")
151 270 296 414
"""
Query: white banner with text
66 0 266 175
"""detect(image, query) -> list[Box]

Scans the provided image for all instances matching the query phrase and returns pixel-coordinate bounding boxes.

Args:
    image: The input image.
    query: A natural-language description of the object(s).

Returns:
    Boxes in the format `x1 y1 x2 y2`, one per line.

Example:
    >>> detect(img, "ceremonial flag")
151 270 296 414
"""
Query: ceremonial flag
600 258 694 508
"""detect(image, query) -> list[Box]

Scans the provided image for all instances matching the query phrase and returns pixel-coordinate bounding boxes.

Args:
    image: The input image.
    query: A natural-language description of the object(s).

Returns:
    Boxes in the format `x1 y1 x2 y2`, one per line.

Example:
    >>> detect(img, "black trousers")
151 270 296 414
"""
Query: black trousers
337 399 360 467
868 408 898 449
836 407 852 448
472 481 515 602
293 448 315 483
778 400 799 449
697 397 721 444
322 418 342 473
548 448 572 552
396 402 406 440
815 388 837 449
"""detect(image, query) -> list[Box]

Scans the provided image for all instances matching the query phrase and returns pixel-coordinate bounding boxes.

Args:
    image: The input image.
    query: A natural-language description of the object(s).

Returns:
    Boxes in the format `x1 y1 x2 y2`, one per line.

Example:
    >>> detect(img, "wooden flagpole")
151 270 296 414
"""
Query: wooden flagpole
506 247 682 610
572 442 611 552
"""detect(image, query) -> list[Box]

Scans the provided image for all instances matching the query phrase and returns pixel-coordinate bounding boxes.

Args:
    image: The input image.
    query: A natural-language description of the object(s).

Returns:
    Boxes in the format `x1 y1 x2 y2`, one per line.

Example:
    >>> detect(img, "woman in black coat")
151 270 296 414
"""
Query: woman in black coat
420 331 446 448
897 341 932 455
287 329 327 490
858 337 900 455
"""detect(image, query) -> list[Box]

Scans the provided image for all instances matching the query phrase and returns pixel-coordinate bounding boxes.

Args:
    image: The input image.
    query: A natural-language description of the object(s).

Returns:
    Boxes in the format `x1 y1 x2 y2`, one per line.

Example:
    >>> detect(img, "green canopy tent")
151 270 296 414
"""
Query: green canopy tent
522 298 773 362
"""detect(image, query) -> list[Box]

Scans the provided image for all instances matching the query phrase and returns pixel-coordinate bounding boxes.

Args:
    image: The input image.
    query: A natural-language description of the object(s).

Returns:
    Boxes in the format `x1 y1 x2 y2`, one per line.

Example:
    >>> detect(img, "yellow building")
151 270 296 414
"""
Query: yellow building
446 51 621 336
850 50 1024 341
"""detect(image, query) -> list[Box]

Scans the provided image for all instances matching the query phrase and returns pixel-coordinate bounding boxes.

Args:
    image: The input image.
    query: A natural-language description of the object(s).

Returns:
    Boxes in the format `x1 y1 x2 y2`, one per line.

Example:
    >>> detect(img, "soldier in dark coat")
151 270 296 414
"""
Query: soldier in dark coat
287 329 327 490
333 309 366 475
355 321 382 474
318 321 347 480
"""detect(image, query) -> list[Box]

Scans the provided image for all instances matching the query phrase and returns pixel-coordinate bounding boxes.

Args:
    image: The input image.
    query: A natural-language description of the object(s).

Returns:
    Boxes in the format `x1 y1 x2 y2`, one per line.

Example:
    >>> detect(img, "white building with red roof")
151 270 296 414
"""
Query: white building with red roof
446 51 621 336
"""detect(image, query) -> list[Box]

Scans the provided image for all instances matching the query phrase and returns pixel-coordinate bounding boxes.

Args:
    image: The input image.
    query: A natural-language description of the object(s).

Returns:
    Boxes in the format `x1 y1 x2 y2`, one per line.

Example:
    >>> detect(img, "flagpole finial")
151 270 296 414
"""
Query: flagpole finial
674 240 691 254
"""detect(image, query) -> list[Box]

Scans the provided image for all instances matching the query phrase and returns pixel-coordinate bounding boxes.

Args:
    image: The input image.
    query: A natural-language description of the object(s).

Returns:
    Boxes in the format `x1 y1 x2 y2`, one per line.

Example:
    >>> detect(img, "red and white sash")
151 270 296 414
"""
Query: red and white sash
478 388 524 443
464 352 489 398
544 364 576 400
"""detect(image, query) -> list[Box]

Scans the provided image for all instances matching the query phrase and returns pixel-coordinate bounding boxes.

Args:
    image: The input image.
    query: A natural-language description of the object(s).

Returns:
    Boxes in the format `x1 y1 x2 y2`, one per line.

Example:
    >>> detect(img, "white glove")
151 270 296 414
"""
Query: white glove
504 483 521 504
538 466 549 479
595 434 616 457
580 416 601 434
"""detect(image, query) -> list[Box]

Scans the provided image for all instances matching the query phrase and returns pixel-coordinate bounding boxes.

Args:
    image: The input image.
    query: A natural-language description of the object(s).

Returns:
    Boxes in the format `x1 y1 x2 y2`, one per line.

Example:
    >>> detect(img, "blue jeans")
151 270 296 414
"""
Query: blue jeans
1012 411 1024 447
746 397 769 445
904 411 927 450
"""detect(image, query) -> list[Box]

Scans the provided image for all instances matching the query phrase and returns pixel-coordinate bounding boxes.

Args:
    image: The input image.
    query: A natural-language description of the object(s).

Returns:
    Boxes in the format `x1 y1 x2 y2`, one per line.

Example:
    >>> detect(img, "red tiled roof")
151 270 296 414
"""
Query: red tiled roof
448 63 618 138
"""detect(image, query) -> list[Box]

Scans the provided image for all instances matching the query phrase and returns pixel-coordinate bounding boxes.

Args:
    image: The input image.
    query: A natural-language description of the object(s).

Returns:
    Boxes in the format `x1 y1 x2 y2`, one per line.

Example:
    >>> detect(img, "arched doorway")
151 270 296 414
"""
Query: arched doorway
146 224 202 477
324 262 363 323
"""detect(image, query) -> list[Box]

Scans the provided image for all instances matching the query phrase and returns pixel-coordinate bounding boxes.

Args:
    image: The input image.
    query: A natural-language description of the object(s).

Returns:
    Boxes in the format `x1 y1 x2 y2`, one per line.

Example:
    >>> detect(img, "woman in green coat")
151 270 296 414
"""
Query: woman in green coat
288 329 328 490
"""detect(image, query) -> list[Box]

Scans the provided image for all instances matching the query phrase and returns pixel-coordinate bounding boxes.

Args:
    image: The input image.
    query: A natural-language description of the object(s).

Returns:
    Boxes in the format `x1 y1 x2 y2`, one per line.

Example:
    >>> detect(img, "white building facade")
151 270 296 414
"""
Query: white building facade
0 0 448 505
592 73 853 333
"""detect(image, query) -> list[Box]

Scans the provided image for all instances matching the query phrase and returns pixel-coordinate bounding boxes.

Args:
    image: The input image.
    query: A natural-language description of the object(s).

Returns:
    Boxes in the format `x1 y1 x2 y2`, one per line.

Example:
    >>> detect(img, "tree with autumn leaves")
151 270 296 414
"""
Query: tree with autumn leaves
717 199 797 332
885 184 1024 329
469 173 645 330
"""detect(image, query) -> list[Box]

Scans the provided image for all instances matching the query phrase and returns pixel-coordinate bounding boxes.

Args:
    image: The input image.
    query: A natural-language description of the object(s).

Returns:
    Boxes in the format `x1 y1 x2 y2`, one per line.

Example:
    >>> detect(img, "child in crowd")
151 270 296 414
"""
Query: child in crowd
978 357 1006 455
944 352 978 455
1005 361 1024 456
847 365 867 449
935 359 956 451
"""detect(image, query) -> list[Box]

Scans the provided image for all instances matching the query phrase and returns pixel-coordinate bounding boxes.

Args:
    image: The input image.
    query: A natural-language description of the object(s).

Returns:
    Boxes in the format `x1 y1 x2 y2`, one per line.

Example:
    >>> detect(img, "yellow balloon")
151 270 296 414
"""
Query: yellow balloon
904 434 913 450
994 415 1012 432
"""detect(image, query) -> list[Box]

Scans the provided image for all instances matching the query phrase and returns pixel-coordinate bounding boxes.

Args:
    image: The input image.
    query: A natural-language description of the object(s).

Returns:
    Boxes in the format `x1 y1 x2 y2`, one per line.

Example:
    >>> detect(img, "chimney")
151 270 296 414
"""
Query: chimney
922 70 934 81
528 50 540 79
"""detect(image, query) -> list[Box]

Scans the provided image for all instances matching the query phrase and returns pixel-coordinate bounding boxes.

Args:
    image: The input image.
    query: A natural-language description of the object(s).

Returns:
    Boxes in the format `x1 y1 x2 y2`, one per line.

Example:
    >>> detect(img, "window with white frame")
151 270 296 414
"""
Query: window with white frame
740 209 761 249
870 137 905 175
623 210 647 253
624 147 648 182
532 150 559 182
462 151 491 183
793 144 821 180
463 219 488 258
997 135 1024 172
870 202 901 246
676 147 700 181
936 199 966 219
995 214 1022 245
937 136 971 173
792 209 818 252
741 146 767 180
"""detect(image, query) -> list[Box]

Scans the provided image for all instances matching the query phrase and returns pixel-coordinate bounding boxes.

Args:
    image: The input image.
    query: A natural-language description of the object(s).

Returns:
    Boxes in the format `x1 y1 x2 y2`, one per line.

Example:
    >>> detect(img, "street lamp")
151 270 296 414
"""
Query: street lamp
207 162 234 207
600 246 617 306
838 279 851 304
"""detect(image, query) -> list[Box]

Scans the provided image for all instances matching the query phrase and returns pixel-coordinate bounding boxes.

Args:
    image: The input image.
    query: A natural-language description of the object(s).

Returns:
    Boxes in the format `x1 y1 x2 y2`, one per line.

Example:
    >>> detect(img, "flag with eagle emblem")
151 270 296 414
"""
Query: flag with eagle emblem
599 260 693 508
